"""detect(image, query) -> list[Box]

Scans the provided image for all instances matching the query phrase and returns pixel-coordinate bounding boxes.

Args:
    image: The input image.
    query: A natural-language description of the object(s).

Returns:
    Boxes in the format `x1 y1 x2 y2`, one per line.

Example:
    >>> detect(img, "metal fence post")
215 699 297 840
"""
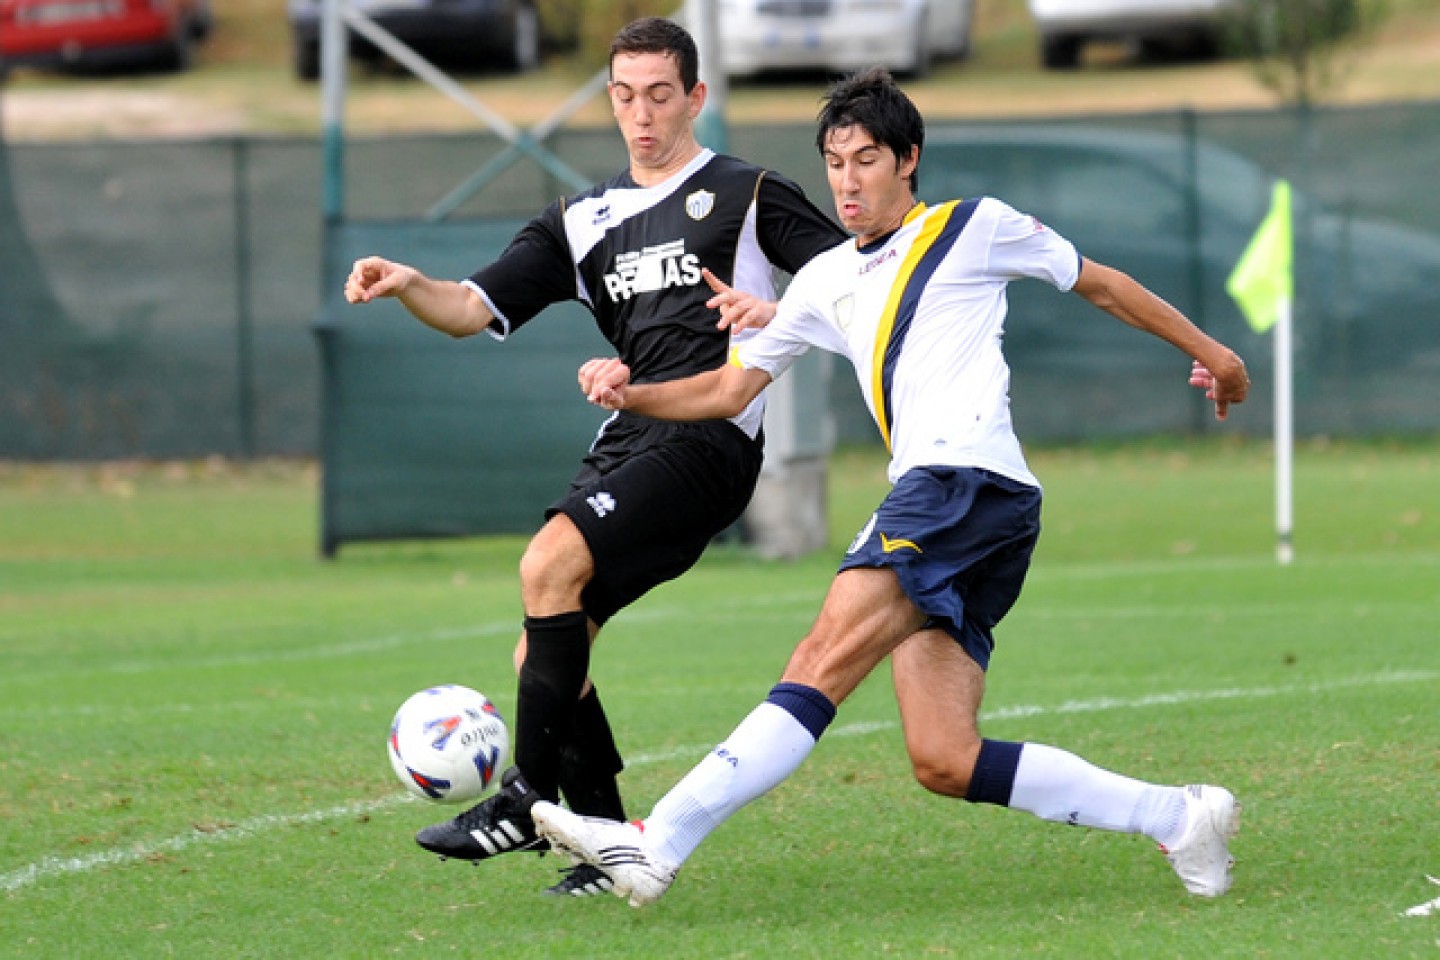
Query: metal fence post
233 137 256 459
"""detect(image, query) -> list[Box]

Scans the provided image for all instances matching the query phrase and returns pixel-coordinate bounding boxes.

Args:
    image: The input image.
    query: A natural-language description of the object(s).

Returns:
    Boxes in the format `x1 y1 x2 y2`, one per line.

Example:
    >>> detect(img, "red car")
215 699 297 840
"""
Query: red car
0 0 212 74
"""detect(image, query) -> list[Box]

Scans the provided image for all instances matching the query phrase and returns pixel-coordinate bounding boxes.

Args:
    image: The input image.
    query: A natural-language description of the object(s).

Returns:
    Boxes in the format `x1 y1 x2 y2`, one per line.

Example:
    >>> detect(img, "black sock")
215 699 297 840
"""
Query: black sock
558 685 626 820
514 611 590 802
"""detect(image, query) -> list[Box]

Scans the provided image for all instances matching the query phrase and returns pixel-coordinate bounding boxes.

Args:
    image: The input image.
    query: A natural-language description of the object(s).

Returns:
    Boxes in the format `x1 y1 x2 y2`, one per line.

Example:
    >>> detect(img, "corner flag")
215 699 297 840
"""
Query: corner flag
1228 179 1296 564
1226 180 1293 334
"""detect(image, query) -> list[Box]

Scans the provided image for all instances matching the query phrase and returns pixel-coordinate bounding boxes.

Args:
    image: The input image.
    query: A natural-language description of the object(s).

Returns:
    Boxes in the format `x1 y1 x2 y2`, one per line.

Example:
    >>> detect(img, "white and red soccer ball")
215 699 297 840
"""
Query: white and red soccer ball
387 685 509 804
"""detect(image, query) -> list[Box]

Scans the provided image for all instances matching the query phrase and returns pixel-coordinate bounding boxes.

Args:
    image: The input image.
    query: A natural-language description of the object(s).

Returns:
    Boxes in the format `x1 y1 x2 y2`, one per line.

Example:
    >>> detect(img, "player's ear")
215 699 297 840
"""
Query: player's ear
688 80 707 119
896 145 920 182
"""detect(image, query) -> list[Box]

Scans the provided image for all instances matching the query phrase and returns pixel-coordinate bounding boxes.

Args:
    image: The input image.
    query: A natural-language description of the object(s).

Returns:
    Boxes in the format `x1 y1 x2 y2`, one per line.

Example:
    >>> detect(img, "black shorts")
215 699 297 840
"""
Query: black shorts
548 413 764 625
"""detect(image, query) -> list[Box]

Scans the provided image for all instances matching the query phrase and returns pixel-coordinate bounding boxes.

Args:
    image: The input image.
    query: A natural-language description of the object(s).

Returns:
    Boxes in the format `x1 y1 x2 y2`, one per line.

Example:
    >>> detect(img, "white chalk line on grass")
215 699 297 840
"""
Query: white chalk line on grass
0 795 411 895
9 592 827 683
4 667 1435 896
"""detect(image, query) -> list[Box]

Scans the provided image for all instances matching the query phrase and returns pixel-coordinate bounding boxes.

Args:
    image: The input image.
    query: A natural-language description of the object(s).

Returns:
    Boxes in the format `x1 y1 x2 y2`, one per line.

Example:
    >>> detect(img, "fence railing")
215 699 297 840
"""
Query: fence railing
3 102 1439 459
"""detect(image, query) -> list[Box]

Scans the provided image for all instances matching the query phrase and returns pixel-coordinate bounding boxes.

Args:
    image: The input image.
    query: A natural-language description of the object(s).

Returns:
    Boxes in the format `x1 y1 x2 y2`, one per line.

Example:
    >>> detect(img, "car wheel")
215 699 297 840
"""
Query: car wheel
295 38 321 80
1040 32 1081 69
190 0 215 40
161 15 196 72
505 3 540 73
952 0 975 59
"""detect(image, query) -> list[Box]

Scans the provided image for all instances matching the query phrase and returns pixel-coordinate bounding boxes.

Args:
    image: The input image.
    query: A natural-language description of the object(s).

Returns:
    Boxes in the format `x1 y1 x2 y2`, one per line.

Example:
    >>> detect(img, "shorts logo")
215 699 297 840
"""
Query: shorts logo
685 189 715 220
847 514 877 555
586 492 617 518
880 533 922 554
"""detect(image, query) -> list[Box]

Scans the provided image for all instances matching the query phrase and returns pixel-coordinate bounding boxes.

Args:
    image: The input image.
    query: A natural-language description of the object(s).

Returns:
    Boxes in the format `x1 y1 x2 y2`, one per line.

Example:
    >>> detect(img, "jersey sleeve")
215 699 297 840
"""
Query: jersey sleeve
754 171 847 275
982 198 1083 291
733 263 831 382
463 200 579 335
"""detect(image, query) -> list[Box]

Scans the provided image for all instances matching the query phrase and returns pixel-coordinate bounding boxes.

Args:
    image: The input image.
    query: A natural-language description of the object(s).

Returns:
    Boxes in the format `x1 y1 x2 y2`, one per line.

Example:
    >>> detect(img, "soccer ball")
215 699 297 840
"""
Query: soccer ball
387 685 509 804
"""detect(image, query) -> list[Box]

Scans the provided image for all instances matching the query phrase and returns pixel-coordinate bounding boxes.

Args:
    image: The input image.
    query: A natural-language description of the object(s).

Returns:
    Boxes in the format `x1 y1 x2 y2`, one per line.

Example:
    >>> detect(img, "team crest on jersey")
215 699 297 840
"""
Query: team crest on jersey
832 293 855 333
685 189 716 221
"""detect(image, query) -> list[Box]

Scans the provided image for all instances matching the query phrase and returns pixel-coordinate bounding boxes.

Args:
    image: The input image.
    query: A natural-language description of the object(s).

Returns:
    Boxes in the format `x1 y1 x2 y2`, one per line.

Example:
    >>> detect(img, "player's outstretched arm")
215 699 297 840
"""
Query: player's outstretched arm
1072 258 1250 421
577 357 771 421
344 256 495 338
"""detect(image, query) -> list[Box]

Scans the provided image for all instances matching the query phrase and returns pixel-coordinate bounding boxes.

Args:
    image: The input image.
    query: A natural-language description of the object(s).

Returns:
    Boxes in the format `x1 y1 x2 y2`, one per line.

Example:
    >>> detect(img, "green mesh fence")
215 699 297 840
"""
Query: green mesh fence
316 219 610 555
3 104 1438 483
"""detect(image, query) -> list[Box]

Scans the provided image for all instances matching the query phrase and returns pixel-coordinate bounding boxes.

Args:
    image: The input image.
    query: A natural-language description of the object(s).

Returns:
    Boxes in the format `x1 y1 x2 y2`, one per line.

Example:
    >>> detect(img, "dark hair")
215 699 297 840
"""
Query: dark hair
815 67 924 192
610 17 700 93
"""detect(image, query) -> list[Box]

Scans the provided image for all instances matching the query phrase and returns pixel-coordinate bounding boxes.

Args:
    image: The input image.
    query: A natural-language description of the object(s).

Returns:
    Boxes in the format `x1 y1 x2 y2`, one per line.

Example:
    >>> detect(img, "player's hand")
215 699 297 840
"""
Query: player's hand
345 256 415 304
1189 354 1250 421
578 357 632 410
703 268 777 333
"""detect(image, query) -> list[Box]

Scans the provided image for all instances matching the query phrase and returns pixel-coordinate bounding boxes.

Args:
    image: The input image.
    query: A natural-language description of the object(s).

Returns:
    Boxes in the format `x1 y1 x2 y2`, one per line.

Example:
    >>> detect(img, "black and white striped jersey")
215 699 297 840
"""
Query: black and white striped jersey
462 148 844 436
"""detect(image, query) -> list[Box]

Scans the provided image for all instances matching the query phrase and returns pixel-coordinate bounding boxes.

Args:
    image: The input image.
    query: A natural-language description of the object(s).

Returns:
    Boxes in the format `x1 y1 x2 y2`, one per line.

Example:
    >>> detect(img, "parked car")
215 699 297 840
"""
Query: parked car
718 0 974 79
288 0 539 81
0 0 212 74
1027 0 1233 69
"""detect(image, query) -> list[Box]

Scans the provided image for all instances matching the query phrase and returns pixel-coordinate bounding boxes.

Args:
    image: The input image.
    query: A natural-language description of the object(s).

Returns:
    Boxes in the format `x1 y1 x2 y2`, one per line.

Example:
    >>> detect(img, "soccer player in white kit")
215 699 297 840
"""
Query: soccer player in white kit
531 67 1253 907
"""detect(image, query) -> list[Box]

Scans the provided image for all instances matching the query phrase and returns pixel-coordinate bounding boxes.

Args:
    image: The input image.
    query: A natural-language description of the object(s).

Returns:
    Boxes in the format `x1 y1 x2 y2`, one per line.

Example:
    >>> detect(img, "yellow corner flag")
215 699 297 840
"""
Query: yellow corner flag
1226 180 1293 334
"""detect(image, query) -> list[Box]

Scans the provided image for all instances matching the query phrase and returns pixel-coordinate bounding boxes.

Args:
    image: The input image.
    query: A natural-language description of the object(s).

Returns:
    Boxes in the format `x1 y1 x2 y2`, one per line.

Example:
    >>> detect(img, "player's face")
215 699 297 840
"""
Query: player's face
822 125 918 246
609 52 705 182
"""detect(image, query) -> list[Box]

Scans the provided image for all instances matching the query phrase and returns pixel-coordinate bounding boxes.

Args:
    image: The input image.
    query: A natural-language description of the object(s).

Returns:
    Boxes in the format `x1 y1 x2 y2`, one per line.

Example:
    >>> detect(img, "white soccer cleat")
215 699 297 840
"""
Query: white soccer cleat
532 801 679 908
1160 784 1241 897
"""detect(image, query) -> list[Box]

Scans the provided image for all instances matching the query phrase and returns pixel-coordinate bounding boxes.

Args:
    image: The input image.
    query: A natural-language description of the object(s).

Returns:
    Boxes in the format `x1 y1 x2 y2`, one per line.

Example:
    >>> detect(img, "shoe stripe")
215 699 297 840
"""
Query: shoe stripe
469 818 529 856
596 847 647 865
472 830 501 856
575 879 612 896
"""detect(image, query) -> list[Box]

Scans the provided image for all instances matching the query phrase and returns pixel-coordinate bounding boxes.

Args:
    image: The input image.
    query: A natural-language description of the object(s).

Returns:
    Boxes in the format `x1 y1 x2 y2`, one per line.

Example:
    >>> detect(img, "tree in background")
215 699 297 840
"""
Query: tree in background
533 0 580 53
533 0 676 68
1224 0 1386 106
585 0 674 69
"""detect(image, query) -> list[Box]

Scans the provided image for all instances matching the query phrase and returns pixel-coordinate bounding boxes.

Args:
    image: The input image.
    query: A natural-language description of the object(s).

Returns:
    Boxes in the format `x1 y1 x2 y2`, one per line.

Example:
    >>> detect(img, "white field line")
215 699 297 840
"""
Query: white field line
4 668 1435 896
12 590 1428 684
0 796 410 895
4 593 826 683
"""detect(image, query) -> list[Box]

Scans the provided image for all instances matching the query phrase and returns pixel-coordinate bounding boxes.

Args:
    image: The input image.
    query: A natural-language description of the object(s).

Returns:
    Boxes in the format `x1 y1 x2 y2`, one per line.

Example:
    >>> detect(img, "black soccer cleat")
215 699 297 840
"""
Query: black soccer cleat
415 766 549 861
543 862 615 898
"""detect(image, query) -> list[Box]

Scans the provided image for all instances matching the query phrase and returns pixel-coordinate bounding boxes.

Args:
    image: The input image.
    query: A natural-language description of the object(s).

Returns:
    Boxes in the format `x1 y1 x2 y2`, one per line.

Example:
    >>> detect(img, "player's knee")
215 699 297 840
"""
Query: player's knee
910 756 971 798
519 537 592 611
517 540 555 590
907 738 982 798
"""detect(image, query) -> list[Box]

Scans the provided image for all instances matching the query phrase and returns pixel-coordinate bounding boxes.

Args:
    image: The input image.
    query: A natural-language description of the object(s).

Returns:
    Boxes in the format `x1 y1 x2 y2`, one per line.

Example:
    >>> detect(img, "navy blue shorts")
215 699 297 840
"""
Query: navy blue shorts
838 466 1041 670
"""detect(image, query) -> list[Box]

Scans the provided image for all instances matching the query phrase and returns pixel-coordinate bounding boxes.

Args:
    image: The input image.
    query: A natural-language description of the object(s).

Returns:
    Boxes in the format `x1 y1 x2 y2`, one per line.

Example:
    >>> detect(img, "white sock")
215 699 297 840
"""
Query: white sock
1010 742 1187 846
644 702 818 865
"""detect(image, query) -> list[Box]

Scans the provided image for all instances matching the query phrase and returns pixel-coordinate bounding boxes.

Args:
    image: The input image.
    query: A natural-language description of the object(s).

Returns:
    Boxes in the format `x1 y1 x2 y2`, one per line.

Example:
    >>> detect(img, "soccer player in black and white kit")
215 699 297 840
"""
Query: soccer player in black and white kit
344 17 845 896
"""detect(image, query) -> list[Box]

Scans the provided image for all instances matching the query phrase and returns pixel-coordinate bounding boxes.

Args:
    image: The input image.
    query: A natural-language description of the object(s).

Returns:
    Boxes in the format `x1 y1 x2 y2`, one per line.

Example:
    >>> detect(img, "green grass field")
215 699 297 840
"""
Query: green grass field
2 441 1438 958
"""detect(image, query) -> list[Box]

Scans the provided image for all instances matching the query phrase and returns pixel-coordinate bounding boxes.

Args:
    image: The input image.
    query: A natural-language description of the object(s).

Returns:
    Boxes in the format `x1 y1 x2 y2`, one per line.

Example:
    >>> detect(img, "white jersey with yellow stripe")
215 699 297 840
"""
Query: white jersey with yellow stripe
735 196 1082 487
